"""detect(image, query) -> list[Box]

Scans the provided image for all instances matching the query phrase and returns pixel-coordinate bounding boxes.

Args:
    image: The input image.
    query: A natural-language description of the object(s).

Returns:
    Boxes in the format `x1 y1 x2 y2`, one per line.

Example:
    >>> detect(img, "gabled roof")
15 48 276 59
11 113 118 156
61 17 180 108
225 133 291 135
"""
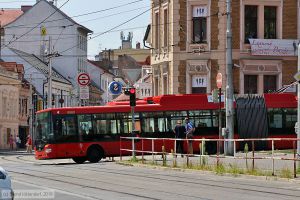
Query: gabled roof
0 9 23 26
44 0 92 33
4 0 92 33
10 48 71 85
87 60 115 76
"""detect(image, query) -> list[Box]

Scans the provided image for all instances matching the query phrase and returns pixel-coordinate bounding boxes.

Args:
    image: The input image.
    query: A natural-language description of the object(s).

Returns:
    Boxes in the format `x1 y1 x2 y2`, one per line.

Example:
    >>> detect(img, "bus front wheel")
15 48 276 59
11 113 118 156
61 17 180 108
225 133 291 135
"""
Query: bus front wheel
72 157 86 164
87 146 103 163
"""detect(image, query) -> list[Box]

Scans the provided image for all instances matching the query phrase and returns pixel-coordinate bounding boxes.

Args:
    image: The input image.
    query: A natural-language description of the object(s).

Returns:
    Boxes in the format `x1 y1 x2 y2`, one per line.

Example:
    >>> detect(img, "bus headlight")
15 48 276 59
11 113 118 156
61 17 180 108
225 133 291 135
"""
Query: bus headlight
45 148 52 153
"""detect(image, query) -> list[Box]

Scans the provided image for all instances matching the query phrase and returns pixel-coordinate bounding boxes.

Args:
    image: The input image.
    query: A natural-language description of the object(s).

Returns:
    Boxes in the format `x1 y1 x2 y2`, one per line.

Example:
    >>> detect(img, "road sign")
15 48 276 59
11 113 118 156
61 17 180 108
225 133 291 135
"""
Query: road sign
294 71 300 82
77 73 90 86
41 26 47 36
216 73 222 89
108 81 122 95
79 86 89 100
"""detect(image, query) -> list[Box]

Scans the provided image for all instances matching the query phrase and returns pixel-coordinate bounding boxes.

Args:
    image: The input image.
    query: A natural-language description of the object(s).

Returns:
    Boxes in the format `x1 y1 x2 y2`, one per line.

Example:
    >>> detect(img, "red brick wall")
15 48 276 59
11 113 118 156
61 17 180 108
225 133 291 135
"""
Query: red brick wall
179 0 187 51
232 0 240 49
283 0 297 39
211 1 219 50
178 60 187 93
210 60 218 89
282 60 297 85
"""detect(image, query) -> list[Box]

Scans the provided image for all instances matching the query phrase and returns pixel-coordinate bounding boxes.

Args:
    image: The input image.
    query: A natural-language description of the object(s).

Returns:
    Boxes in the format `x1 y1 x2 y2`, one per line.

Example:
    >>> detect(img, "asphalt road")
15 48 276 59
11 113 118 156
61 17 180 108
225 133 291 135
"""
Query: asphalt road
0 153 300 200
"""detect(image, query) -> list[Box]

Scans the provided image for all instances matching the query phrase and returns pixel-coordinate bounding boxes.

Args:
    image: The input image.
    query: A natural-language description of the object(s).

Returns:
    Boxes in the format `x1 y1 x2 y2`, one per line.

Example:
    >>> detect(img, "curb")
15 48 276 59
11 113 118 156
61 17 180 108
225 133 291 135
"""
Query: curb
117 160 300 184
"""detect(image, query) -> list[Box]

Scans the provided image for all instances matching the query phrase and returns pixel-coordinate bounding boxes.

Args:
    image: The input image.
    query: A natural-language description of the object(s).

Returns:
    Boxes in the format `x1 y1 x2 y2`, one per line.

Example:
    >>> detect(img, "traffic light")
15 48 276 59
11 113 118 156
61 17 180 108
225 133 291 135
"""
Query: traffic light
124 87 136 107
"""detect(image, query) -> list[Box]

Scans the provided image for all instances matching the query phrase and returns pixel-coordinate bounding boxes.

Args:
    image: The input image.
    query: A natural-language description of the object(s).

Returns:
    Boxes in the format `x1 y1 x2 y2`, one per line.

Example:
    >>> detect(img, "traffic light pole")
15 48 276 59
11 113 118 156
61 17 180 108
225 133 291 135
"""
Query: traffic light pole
225 0 234 156
131 106 136 158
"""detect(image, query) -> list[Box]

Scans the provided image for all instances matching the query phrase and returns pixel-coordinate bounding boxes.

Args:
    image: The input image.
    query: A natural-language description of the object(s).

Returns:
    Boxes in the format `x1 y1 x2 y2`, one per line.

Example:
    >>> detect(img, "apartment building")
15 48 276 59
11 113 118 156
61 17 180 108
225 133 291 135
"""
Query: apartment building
150 0 298 95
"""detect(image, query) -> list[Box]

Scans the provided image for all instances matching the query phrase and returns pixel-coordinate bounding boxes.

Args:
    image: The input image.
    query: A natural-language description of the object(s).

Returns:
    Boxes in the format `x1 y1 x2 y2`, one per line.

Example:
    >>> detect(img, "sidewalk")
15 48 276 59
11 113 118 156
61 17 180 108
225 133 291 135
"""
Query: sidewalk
0 149 34 155
119 152 300 180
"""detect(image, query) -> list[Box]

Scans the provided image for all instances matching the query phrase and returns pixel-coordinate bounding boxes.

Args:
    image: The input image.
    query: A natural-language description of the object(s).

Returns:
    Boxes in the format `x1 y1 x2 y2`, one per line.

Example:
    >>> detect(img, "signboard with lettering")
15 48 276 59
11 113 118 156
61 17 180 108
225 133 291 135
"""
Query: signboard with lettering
193 6 207 17
192 75 207 87
80 86 89 100
249 39 300 56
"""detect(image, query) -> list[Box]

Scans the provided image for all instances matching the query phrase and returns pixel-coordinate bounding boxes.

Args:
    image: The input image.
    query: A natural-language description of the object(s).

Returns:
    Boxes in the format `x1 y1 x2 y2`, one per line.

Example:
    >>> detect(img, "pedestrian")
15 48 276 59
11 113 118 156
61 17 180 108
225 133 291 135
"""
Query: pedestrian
173 120 185 157
9 134 14 150
15 135 21 150
26 135 32 153
185 117 195 155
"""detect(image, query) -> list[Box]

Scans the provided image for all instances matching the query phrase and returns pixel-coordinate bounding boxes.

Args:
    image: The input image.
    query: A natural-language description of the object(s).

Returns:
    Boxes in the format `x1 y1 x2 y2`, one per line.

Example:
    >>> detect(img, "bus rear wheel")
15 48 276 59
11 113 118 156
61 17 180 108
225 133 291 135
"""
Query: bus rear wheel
87 146 103 163
72 157 86 164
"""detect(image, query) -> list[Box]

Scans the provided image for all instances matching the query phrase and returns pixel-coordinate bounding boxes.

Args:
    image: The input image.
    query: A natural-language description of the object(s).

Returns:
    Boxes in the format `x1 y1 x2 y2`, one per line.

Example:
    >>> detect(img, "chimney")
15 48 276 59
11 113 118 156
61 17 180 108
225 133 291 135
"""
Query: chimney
21 6 32 13
136 42 141 49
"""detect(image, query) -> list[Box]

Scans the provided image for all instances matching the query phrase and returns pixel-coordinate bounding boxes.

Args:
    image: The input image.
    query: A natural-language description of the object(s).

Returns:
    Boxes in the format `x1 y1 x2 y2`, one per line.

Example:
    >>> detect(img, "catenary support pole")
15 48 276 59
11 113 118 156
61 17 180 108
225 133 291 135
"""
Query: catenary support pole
225 0 234 155
297 43 300 166
47 36 52 109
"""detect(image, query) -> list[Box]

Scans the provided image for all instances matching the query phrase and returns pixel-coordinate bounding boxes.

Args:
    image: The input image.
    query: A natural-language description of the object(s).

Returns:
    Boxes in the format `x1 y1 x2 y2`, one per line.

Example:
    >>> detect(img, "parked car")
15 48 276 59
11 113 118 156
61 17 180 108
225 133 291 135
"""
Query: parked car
0 167 13 200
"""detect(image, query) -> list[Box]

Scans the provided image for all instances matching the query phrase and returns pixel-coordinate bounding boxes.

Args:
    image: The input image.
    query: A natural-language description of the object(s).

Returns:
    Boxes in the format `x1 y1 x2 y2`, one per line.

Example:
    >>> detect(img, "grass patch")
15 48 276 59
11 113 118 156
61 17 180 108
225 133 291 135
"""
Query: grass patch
228 164 243 177
214 163 226 175
279 167 293 179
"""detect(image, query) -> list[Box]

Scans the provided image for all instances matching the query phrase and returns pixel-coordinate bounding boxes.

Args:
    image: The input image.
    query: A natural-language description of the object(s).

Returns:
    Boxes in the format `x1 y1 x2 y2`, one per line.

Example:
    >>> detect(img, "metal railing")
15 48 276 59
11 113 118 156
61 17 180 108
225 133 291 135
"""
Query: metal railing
120 137 300 178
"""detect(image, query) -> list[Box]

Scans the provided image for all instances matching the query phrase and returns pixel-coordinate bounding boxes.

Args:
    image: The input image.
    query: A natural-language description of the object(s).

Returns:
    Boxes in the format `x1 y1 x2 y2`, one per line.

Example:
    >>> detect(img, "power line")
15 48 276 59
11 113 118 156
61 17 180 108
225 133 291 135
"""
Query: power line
5 0 145 29
0 1 34 3
2 0 71 49
59 7 151 55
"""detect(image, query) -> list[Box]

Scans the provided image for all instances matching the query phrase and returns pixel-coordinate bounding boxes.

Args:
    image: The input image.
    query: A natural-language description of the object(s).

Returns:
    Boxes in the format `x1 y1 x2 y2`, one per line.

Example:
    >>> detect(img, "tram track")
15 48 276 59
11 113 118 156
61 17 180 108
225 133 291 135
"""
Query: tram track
1 156 205 200
1 155 300 199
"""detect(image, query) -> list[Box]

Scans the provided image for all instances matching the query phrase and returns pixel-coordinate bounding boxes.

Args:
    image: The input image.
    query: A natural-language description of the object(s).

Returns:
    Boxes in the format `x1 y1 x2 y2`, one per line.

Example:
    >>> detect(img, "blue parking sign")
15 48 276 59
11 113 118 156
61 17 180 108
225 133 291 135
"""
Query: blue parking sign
108 81 122 95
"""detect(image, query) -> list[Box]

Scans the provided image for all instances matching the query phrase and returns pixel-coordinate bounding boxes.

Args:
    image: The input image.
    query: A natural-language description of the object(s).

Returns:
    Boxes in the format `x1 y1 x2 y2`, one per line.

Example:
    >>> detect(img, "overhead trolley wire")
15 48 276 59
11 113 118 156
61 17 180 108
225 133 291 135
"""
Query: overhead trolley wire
4 0 145 29
59 7 151 55
2 0 71 49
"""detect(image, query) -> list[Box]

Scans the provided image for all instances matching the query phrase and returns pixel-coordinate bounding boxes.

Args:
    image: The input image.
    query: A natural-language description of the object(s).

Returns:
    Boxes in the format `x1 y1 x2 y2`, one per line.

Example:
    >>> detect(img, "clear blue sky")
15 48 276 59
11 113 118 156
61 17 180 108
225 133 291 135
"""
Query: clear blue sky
0 0 150 59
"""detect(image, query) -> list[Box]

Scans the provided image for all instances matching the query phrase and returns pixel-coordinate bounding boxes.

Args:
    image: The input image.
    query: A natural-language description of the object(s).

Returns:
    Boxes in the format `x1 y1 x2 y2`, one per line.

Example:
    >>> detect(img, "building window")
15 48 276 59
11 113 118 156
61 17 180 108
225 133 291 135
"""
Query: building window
264 75 277 93
163 75 168 94
193 17 207 43
264 6 277 39
192 6 207 43
244 75 258 94
154 12 159 49
163 9 168 47
154 77 159 96
244 5 258 43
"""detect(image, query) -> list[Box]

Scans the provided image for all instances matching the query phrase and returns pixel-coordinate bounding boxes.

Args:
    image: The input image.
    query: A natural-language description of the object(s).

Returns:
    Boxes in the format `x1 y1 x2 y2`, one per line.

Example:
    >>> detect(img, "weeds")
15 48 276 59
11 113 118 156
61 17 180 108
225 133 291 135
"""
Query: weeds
228 163 243 176
214 163 225 175
279 167 292 179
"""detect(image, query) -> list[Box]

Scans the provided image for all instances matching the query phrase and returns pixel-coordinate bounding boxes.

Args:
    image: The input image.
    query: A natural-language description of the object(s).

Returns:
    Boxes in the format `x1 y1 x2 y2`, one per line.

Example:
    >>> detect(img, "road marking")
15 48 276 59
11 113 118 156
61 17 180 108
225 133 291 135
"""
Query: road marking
12 179 99 200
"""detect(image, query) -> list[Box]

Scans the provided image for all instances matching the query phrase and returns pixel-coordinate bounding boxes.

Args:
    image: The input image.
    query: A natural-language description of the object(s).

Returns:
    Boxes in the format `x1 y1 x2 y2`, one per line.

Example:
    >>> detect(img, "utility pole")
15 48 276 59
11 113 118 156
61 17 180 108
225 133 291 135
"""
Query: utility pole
297 43 300 164
29 74 33 141
47 36 53 109
225 0 234 155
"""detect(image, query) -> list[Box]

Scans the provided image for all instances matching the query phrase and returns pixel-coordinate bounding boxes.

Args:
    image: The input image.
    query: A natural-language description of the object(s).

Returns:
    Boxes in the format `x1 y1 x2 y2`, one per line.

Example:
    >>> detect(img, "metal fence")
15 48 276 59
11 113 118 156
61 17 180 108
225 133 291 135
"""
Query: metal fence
120 137 300 178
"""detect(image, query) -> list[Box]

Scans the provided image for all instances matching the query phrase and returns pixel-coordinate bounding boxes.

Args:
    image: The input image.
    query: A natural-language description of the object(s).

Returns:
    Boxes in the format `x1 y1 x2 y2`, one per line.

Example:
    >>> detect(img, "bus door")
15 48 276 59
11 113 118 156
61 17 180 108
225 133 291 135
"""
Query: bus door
53 115 81 158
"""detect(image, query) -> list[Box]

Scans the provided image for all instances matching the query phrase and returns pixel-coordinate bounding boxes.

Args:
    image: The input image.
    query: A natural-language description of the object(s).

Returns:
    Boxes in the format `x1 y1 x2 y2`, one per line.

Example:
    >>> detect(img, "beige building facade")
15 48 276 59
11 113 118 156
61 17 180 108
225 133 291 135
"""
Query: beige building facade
0 62 31 149
150 0 299 95
0 66 21 149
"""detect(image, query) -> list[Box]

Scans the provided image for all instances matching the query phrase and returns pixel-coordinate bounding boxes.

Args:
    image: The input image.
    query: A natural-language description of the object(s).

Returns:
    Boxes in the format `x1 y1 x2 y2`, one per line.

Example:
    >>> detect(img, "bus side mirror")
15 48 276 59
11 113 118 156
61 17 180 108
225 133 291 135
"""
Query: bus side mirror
295 122 298 134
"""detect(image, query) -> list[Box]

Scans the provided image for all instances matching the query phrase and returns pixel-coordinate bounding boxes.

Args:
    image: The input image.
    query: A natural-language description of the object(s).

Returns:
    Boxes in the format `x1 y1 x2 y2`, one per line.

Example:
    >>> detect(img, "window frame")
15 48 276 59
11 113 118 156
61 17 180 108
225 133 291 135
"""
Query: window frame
192 17 207 44
244 5 258 43
264 6 277 39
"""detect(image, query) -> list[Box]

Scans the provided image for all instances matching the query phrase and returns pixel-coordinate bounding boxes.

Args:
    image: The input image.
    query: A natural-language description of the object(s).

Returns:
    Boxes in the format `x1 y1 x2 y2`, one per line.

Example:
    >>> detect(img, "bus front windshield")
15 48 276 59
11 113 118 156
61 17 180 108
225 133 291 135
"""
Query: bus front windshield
36 112 53 143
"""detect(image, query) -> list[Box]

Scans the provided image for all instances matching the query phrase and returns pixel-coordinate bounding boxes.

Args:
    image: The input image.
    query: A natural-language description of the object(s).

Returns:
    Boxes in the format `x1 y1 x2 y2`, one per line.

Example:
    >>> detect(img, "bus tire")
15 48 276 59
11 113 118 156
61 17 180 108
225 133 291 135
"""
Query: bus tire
87 145 103 163
72 157 86 164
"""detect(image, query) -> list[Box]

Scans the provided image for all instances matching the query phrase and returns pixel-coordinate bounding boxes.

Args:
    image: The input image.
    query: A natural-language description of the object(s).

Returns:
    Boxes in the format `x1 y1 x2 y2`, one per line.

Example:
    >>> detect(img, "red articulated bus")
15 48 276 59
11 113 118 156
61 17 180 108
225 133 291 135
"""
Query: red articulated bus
34 93 297 164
